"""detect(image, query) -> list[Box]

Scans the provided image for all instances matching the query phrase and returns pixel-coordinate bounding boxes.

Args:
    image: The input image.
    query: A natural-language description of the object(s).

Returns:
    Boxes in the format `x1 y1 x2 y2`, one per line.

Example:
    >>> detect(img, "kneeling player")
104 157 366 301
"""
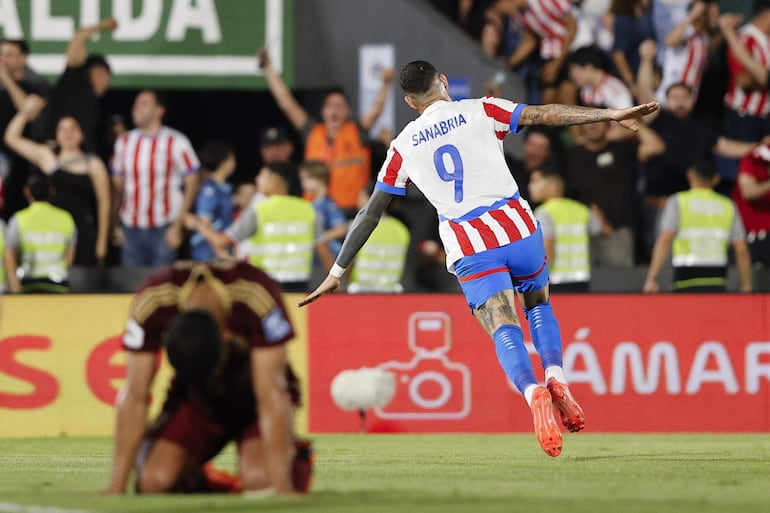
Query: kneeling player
107 260 312 495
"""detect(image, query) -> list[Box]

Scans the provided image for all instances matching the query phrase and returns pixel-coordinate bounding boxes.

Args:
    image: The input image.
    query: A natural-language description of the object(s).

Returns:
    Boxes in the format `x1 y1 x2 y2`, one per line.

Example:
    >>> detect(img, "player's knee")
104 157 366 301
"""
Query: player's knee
137 466 178 494
521 288 549 310
240 466 270 491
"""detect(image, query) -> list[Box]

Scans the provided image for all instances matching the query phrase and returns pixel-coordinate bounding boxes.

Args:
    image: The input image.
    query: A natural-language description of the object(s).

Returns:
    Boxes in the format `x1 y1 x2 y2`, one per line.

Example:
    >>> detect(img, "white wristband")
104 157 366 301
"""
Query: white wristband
329 263 346 278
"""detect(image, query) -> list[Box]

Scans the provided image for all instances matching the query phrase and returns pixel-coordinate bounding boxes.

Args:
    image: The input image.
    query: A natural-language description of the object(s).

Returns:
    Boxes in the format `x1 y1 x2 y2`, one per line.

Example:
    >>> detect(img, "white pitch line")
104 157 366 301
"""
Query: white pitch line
0 502 96 513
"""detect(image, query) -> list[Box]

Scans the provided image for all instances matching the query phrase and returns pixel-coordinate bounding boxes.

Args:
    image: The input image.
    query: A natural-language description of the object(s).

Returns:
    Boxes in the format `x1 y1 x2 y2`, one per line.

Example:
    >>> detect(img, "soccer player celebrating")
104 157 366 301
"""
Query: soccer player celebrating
107 260 312 494
300 60 658 457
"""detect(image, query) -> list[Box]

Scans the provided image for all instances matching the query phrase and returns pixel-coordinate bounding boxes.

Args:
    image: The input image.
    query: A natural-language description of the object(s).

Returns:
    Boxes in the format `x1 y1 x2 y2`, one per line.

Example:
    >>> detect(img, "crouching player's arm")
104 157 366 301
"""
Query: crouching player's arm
251 345 295 495
107 351 155 494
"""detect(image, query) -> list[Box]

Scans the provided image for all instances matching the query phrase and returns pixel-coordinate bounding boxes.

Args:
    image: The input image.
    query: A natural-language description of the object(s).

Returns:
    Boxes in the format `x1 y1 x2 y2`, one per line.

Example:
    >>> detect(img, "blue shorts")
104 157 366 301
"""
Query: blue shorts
454 227 549 310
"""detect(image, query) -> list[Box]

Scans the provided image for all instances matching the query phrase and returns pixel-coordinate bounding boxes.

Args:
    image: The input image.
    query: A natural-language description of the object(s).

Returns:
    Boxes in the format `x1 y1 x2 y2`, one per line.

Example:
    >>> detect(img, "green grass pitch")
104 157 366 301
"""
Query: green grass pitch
0 434 769 513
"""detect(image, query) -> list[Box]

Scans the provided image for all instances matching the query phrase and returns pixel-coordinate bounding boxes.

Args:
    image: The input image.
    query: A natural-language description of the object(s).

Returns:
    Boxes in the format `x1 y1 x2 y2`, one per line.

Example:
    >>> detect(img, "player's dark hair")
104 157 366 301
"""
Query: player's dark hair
164 310 222 384
569 46 606 71
85 54 111 74
1 39 29 55
690 159 718 180
198 140 234 171
400 60 439 95
26 173 53 201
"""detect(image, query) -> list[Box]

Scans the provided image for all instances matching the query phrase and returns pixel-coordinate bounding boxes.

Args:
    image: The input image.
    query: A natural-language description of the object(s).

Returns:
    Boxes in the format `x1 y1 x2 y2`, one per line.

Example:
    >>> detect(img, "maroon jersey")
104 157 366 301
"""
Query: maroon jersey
123 260 294 353
122 260 296 430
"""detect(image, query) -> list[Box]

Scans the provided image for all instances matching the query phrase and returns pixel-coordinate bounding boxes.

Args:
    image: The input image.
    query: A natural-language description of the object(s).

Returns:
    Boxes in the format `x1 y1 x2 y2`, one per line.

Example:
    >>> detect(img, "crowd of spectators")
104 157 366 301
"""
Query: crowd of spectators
430 0 770 282
1 1 769 294
0 16 400 294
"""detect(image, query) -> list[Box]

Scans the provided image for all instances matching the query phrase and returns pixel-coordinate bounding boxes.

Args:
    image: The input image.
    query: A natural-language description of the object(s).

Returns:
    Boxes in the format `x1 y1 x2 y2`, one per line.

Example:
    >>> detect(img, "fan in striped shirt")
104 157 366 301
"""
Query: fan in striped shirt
506 0 578 103
717 1 770 190
111 90 201 267
655 0 716 105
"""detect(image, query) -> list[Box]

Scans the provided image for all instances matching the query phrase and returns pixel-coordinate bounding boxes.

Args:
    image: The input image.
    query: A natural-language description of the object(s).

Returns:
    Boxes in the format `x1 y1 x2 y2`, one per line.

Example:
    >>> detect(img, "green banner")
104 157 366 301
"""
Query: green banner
0 0 294 89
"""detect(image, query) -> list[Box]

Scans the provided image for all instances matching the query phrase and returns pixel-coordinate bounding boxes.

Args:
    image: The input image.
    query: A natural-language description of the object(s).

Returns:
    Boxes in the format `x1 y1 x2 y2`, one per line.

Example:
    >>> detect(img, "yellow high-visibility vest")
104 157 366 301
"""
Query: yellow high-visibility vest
248 195 316 283
349 216 410 293
536 198 590 284
15 201 75 286
672 189 734 268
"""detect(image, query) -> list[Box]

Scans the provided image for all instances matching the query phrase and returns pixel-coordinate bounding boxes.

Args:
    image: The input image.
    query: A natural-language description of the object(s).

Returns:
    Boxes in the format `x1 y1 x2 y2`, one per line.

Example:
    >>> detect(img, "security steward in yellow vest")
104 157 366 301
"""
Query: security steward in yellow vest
528 165 604 292
644 160 752 293
349 215 410 293
186 162 318 292
3 174 76 293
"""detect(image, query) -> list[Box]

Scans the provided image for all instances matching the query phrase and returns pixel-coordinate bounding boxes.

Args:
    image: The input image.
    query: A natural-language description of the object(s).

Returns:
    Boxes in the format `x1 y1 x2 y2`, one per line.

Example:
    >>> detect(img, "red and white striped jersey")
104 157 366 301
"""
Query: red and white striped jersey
725 23 770 117
376 97 537 271
579 73 633 109
111 127 200 228
656 27 708 104
523 0 572 59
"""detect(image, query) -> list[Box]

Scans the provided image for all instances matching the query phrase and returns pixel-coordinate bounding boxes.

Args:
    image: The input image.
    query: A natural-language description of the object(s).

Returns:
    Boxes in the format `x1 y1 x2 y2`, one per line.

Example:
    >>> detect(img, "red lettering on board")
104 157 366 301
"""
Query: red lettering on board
0 336 59 409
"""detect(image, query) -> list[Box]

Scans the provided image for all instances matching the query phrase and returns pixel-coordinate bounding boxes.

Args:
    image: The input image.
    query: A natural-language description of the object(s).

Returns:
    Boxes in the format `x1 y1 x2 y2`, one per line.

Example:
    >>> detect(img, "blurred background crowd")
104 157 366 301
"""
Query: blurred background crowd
0 0 769 294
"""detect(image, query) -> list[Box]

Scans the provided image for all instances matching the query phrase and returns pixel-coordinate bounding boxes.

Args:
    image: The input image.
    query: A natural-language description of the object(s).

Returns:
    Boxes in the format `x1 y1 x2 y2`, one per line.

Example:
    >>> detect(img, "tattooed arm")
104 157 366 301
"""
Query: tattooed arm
298 189 393 306
519 102 659 132
335 189 392 268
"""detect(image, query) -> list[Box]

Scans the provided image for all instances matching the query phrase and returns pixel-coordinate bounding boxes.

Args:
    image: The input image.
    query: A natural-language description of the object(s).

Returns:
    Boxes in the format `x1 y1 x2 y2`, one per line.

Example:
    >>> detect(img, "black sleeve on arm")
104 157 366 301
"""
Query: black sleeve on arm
335 188 393 269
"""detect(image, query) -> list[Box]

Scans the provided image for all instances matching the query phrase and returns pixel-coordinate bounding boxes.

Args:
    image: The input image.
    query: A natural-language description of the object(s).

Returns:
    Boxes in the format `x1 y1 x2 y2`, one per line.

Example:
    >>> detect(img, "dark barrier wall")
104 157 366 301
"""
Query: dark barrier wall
67 266 770 294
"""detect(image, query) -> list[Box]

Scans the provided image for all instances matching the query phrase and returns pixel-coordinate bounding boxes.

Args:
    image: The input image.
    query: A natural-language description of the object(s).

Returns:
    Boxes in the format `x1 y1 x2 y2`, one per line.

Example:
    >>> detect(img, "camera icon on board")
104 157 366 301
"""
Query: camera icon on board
375 312 471 420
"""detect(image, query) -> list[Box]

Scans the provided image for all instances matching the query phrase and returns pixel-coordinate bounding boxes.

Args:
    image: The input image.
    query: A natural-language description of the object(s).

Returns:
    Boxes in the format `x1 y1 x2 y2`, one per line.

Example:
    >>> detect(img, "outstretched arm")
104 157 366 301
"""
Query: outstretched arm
298 188 392 306
360 68 395 132
4 95 56 172
519 102 659 131
635 39 662 123
259 49 309 130
67 17 117 68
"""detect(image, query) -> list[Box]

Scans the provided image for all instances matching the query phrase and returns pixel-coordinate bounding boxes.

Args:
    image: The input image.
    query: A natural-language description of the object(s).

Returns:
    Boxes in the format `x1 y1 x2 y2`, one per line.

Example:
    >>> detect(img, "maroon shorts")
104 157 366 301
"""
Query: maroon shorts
142 402 260 466
135 402 313 493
